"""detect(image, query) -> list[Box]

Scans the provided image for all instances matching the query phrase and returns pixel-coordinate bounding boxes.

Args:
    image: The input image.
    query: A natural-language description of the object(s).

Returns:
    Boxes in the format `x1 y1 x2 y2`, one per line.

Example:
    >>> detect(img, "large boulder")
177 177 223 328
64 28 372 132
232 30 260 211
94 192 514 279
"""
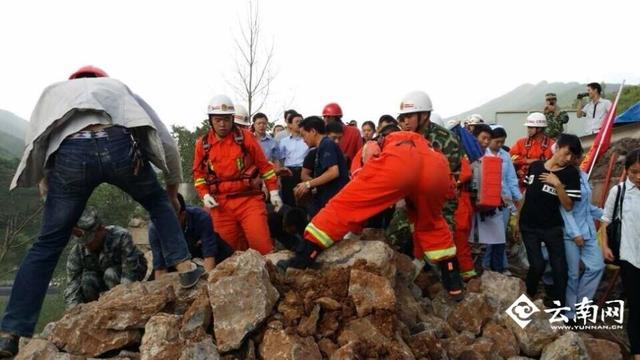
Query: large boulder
583 338 623 360
179 336 220 360
15 338 83 360
504 301 560 357
181 287 212 341
140 314 183 360
339 316 415 359
481 271 526 314
316 239 396 280
48 302 142 357
540 331 589 360
482 322 519 359
348 269 396 317
447 292 494 335
208 250 279 352
258 329 322 360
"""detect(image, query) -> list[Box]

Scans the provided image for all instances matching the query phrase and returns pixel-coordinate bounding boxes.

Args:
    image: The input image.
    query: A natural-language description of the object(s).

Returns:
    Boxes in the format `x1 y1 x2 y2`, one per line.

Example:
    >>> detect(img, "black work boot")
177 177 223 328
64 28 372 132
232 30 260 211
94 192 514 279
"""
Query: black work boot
277 240 324 272
438 258 465 302
0 333 18 358
179 265 205 289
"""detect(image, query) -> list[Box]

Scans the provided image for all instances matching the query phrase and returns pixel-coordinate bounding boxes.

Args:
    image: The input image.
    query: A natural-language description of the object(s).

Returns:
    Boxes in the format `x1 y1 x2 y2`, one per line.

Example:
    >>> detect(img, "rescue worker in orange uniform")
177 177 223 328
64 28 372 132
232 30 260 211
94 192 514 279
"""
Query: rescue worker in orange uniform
193 95 283 255
509 112 555 193
397 91 477 280
279 126 465 300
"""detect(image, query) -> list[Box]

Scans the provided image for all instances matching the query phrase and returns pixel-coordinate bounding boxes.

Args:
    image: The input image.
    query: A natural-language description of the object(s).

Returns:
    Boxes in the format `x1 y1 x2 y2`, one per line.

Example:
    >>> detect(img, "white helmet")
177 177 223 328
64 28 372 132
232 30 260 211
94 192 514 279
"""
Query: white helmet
524 112 547 127
233 104 251 126
430 112 445 127
207 94 235 115
399 90 433 115
466 113 484 125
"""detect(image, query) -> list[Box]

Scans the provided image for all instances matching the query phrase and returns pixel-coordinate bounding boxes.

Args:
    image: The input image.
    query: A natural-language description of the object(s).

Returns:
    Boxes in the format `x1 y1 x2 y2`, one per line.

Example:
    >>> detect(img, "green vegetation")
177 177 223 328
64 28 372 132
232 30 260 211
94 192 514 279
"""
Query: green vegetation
606 84 640 115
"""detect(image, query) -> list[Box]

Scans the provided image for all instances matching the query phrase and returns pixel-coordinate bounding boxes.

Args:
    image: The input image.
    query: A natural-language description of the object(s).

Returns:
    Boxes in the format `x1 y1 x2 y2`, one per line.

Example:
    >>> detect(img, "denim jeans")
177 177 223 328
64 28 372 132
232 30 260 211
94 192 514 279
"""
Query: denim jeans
564 238 604 319
521 224 567 305
483 244 506 272
0 127 189 337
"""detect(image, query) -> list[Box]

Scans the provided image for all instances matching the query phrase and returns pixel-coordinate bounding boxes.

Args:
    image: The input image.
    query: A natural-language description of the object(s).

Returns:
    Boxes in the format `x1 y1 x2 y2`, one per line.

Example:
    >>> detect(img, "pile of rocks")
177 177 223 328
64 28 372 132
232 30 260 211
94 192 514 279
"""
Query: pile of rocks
15 239 624 359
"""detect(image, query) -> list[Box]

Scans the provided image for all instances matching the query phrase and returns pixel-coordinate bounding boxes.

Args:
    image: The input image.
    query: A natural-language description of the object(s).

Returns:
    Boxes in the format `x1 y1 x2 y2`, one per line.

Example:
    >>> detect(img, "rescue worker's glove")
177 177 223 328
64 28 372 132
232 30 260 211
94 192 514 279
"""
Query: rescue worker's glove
438 258 465 302
270 190 283 212
276 239 323 272
203 194 219 209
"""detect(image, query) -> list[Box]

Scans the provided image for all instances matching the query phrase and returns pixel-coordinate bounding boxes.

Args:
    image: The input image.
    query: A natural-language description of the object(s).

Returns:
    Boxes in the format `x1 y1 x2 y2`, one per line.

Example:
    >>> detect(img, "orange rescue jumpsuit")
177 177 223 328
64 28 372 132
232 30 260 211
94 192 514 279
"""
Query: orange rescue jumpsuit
453 156 476 279
509 135 554 193
304 131 456 262
193 128 277 254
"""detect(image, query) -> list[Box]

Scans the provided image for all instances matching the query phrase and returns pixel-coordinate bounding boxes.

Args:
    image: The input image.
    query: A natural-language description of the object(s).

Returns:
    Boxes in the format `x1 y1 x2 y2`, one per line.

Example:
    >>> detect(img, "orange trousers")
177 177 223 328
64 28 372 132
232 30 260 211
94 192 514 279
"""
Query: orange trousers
305 132 456 262
210 194 273 255
453 190 476 278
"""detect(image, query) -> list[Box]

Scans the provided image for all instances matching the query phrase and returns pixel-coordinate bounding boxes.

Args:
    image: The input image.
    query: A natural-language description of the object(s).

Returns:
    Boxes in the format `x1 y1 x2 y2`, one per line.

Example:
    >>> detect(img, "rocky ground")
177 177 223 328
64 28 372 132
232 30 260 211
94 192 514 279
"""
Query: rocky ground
14 238 627 360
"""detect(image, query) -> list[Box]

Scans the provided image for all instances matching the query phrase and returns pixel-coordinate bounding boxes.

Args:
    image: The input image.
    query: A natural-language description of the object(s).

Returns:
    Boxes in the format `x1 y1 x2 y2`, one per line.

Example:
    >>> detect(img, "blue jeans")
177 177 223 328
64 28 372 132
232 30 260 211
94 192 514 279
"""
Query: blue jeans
0 127 190 337
483 244 506 272
564 238 605 319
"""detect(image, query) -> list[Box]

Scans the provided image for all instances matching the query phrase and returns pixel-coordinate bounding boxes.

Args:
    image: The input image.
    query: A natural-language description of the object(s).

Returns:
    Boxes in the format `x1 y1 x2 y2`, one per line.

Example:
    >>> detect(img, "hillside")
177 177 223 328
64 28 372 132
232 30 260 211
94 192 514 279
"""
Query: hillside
0 109 27 159
451 81 623 122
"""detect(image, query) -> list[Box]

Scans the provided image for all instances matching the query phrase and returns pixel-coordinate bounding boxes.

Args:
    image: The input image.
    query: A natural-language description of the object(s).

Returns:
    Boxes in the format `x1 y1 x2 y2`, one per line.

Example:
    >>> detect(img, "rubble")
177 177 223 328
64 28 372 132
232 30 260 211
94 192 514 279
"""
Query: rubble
13 240 627 359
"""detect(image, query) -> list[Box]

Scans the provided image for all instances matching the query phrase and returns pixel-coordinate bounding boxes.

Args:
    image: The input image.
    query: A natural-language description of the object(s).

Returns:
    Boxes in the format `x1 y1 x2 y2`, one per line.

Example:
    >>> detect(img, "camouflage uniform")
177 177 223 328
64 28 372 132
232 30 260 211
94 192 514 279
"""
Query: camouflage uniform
64 225 147 309
543 93 569 139
386 121 462 252
544 110 569 139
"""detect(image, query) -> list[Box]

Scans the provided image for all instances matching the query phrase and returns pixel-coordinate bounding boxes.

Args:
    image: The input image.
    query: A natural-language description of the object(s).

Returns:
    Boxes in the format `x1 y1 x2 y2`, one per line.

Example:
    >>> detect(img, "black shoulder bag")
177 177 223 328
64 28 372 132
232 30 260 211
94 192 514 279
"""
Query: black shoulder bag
606 182 626 264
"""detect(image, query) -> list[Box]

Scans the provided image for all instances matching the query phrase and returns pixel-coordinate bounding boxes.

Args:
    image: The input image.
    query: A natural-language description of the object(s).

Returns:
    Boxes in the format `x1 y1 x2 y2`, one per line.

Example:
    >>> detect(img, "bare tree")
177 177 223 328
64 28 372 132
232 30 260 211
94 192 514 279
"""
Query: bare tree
228 0 275 116
0 206 42 266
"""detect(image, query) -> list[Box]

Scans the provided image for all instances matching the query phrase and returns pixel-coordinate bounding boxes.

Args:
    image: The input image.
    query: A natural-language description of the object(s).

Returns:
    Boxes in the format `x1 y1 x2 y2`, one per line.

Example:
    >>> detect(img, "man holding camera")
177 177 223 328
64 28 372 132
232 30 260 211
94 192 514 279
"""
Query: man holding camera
576 83 612 135
543 93 569 138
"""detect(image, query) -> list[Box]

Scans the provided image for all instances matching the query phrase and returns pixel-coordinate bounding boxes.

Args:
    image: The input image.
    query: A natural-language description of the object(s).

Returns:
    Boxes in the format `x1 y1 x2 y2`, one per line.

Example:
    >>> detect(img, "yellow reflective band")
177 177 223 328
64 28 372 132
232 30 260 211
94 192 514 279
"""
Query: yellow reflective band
306 223 334 249
261 169 276 180
510 155 519 161
236 157 244 170
461 269 477 279
194 178 206 186
423 246 457 261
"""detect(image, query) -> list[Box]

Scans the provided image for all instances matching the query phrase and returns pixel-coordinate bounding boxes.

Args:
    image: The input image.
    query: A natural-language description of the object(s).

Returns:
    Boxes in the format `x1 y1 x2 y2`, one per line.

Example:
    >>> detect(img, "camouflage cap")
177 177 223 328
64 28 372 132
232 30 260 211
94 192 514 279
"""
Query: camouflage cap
545 93 557 99
76 207 101 231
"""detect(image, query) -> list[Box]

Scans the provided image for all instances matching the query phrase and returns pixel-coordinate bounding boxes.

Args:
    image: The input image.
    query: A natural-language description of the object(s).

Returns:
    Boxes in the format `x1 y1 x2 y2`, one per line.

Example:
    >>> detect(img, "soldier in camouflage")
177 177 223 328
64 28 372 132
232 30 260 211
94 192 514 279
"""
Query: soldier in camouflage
543 93 569 138
64 207 147 309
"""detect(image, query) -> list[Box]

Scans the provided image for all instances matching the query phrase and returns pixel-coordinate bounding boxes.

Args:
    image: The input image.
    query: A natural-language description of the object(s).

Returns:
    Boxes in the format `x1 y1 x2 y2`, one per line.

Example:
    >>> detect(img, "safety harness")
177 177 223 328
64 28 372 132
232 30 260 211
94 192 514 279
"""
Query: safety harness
199 127 263 198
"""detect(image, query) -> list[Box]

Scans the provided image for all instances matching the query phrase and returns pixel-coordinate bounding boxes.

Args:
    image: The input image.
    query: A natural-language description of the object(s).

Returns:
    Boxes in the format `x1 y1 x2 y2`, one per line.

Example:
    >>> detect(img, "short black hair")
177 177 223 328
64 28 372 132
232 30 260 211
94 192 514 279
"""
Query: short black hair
556 133 583 157
587 82 602 95
491 127 507 139
287 112 302 124
472 124 493 138
299 116 326 134
625 148 640 170
284 109 297 121
177 193 186 212
283 207 308 234
326 121 344 134
252 112 268 123
362 121 376 130
378 115 396 127
378 124 401 138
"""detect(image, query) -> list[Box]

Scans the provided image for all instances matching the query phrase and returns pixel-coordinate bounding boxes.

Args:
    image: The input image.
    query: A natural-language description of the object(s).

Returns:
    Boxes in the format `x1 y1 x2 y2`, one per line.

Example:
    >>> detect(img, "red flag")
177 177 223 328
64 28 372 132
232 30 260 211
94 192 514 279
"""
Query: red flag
581 82 625 176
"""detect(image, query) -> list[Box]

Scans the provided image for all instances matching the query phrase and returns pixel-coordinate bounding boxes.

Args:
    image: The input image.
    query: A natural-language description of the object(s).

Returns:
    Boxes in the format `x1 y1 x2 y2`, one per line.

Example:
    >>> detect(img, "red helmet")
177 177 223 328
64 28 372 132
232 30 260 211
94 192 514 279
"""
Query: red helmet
69 65 109 80
322 102 343 117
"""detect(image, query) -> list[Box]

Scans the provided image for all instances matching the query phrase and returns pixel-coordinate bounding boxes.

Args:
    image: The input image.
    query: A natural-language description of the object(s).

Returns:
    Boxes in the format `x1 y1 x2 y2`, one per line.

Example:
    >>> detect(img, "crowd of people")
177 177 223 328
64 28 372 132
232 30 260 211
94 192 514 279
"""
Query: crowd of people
0 66 638 358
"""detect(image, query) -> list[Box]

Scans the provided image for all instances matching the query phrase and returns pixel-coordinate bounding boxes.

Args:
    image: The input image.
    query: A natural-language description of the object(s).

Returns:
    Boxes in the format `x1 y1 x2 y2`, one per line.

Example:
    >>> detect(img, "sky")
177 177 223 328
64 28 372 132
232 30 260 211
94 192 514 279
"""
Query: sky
1 0 639 130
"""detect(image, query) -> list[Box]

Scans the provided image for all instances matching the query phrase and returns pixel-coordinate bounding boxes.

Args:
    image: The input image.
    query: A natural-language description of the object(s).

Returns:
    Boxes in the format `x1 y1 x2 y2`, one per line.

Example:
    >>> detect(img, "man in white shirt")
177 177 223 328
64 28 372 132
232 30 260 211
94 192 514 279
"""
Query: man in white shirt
576 82 612 134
